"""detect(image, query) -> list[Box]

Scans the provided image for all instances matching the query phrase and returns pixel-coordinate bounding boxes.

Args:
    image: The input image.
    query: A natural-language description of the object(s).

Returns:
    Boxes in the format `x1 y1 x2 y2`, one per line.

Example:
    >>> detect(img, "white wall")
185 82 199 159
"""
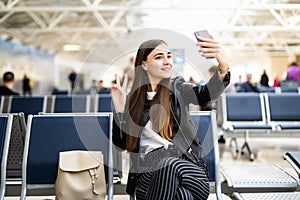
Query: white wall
228 53 295 86
53 49 297 91
2 39 297 95
0 40 55 95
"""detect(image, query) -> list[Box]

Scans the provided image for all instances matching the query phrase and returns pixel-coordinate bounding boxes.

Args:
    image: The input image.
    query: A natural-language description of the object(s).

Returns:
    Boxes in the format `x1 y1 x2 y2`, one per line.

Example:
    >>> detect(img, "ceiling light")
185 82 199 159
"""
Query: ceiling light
63 44 81 51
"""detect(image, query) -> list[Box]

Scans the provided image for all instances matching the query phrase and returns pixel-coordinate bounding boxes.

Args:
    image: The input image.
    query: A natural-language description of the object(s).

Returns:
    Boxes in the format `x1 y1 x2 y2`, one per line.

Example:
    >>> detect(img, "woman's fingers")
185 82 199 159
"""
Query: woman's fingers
197 41 219 48
199 46 220 58
122 74 128 89
115 73 120 86
196 36 212 42
196 36 229 64
199 47 219 53
113 73 128 94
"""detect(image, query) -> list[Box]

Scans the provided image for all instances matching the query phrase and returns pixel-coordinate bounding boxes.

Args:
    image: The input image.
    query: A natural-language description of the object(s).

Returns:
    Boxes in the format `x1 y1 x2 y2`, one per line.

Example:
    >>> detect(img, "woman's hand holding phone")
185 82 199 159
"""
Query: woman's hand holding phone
194 30 230 74
194 30 211 42
194 30 213 59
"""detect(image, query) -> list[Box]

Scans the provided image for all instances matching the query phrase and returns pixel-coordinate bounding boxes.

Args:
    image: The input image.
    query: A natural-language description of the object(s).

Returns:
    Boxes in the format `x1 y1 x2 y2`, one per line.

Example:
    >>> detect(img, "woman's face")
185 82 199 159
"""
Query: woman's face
142 43 173 84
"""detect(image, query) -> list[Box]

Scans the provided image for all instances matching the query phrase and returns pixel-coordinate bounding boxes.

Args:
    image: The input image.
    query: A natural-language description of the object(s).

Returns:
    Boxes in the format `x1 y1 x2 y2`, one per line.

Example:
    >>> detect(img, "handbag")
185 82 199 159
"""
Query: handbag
55 150 106 200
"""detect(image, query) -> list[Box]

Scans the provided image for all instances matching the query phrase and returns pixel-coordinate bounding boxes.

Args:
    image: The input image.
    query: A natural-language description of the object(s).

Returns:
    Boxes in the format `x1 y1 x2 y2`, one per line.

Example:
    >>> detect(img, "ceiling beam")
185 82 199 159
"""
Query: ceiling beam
0 11 14 24
26 11 47 29
2 25 300 32
93 0 103 6
0 27 126 33
6 0 21 9
2 4 300 12
268 8 288 27
47 12 66 30
108 0 128 29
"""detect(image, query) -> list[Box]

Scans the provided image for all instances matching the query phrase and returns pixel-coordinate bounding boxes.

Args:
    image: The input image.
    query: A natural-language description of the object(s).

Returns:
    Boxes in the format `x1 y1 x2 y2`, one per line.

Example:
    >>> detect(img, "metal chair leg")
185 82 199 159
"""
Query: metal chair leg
229 137 239 159
240 131 255 161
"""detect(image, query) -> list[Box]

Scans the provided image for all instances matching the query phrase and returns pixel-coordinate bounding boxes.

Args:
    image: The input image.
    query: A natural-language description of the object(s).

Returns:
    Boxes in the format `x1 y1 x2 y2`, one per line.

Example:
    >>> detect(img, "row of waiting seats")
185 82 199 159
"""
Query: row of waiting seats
0 94 112 121
221 151 300 199
0 111 224 199
237 86 300 94
220 92 300 161
260 86 300 94
218 92 300 199
1 112 300 199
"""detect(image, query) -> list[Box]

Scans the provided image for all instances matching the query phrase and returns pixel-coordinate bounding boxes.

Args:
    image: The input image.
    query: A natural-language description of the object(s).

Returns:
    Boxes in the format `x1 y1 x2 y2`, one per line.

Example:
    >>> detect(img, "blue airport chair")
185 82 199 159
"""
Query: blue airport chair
221 98 300 198
230 151 300 199
21 113 113 200
265 93 300 131
258 86 275 93
4 113 26 197
8 96 47 122
6 112 26 179
190 111 222 200
221 93 273 161
95 94 112 112
75 89 91 95
223 93 269 126
279 87 300 93
51 95 90 113
219 93 300 198
284 151 300 179
0 114 13 200
51 90 68 95
0 96 4 113
221 163 298 197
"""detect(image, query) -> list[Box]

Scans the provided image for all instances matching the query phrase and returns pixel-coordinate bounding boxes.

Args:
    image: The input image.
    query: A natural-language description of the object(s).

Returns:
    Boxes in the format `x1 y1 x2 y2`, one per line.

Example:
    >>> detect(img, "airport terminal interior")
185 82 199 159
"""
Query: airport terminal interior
1 0 300 199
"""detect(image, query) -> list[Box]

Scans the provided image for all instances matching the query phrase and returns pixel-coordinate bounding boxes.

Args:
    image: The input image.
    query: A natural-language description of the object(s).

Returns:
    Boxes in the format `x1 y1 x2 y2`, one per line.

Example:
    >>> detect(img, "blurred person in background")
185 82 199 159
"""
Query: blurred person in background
259 69 269 87
239 73 260 92
97 80 110 94
234 74 243 92
22 74 32 96
285 62 300 86
123 56 135 91
273 75 280 88
68 69 77 94
0 71 20 95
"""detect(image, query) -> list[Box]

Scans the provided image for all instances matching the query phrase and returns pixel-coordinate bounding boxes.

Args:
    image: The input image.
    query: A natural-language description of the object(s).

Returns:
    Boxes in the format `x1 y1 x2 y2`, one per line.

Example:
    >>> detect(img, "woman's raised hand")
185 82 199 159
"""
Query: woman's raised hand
196 36 230 72
111 73 128 113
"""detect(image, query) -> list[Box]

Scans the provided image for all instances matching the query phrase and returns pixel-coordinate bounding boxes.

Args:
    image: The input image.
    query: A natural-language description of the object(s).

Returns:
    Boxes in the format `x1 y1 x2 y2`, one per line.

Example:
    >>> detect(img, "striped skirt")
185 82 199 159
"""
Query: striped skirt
135 157 210 200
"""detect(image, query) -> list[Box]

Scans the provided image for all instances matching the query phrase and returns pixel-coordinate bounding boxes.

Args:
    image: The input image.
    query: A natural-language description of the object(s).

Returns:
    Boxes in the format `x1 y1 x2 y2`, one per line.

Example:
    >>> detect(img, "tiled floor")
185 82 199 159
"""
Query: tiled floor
4 137 300 200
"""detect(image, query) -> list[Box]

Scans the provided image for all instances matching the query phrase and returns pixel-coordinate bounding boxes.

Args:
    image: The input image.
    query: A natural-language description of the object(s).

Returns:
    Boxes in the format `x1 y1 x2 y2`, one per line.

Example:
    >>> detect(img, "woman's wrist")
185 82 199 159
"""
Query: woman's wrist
115 108 125 113
218 64 230 75
218 67 230 75
112 103 125 113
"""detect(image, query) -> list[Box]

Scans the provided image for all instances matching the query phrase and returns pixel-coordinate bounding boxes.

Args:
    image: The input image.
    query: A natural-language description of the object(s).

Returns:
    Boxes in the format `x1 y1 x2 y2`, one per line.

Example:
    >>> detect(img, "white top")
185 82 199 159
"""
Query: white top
139 91 172 156
147 91 156 100
139 120 172 155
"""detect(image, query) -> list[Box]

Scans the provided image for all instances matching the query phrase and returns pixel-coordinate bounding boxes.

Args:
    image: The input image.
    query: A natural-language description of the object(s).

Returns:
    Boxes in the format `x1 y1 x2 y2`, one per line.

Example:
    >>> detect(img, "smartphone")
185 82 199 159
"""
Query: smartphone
194 30 211 41
194 30 213 58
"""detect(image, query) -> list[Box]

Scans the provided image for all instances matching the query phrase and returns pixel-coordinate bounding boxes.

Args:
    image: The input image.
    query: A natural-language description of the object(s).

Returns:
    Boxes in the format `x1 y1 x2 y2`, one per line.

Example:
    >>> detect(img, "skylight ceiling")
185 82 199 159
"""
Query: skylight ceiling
0 0 300 56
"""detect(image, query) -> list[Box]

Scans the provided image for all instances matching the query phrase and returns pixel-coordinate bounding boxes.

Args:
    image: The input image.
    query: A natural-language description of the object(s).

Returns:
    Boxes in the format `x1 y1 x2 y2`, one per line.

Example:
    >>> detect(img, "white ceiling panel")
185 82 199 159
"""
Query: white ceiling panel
0 0 300 56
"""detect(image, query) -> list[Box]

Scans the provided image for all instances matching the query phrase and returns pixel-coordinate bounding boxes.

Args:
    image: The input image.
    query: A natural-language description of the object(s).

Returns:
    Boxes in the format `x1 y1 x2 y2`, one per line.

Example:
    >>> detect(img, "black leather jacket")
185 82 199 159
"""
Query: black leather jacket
112 71 230 194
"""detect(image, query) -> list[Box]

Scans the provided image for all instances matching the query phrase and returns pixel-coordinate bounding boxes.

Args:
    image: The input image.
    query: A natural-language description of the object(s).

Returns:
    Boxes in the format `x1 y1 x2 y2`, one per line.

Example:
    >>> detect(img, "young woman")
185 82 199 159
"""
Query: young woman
112 36 230 200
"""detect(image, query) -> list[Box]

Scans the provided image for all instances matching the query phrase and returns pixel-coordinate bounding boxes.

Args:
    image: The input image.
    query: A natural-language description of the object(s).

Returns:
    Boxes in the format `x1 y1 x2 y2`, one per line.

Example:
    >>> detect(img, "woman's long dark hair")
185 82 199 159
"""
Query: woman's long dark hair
126 39 172 152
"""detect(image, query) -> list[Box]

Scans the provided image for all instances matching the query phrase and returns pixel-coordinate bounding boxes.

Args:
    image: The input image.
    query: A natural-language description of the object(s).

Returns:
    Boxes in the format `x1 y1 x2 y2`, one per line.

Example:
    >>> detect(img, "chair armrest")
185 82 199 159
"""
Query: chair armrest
284 152 300 178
